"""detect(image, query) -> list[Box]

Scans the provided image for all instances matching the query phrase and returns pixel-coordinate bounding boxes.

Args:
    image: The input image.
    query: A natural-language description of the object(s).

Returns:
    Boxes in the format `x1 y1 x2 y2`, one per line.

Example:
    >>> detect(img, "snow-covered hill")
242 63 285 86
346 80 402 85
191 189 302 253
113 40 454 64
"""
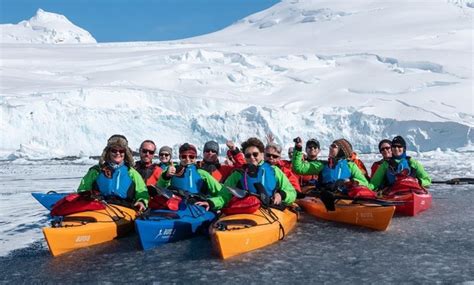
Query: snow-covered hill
0 0 472 160
0 9 96 44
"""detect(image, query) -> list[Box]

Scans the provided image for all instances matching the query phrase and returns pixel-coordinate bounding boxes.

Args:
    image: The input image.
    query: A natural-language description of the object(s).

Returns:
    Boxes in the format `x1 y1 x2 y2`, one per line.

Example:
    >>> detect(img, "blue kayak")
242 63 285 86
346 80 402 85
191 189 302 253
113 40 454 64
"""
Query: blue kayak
135 202 216 250
31 192 69 210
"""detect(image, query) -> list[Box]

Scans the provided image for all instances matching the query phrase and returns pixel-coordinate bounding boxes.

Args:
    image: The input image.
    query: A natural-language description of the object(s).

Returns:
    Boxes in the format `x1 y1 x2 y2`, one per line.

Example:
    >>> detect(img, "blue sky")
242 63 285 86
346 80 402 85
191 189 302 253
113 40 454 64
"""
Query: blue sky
0 0 279 42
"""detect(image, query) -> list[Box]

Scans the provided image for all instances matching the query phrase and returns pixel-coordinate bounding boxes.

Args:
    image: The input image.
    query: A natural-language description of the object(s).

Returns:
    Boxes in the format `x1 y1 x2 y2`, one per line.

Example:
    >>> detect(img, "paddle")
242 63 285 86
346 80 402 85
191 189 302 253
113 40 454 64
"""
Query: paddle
431 178 474 185
147 185 174 199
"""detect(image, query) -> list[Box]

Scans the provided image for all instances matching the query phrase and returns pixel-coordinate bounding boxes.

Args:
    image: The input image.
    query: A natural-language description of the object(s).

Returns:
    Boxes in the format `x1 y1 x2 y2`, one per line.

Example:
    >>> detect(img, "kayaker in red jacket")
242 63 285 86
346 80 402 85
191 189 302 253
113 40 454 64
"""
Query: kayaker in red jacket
197 140 246 182
134 140 163 186
265 142 302 192
370 139 392 178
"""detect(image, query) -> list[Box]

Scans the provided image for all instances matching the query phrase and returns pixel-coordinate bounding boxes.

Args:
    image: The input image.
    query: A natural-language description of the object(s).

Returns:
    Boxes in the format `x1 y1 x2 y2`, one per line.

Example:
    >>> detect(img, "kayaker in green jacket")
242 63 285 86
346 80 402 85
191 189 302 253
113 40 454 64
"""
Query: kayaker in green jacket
292 137 373 191
78 134 149 211
157 143 231 211
370 136 431 190
224 137 296 205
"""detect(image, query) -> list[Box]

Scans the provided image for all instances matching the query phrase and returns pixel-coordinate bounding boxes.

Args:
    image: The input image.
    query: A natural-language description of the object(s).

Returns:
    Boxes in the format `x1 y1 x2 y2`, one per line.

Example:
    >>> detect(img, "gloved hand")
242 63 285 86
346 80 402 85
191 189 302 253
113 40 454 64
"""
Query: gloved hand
293 137 303 151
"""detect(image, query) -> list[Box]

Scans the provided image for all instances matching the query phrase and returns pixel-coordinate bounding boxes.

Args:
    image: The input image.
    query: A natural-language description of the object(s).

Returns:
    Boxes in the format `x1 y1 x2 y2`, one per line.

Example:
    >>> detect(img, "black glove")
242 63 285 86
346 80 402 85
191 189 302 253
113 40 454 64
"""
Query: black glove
293 137 303 151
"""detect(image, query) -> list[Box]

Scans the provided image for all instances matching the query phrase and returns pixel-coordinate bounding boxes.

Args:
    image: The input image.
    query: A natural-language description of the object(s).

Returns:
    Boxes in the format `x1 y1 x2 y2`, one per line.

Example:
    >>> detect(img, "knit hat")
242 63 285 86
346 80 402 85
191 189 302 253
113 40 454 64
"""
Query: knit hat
100 134 134 167
333 138 353 159
378 139 392 151
179 143 197 156
203 141 219 155
306 138 320 149
159 146 172 155
392 136 407 149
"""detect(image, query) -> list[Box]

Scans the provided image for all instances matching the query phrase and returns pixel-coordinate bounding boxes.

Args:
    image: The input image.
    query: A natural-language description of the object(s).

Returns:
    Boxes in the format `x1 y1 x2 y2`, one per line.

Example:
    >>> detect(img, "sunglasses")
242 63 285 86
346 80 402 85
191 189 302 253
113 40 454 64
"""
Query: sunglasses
141 149 155 155
159 153 170 157
245 152 260 159
180 154 196 160
330 144 338 149
110 148 125 154
265 153 280 159
204 149 217 154
380 146 391 152
392 145 404 149
307 145 319 150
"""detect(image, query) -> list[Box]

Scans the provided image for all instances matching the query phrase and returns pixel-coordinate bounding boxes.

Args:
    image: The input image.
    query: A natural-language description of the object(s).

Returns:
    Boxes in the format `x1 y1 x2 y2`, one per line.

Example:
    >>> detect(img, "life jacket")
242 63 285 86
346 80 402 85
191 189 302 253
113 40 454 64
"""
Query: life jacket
96 164 134 200
240 162 277 198
350 152 369 179
135 161 162 186
198 161 223 182
386 157 416 185
158 162 169 171
321 159 351 185
170 164 203 194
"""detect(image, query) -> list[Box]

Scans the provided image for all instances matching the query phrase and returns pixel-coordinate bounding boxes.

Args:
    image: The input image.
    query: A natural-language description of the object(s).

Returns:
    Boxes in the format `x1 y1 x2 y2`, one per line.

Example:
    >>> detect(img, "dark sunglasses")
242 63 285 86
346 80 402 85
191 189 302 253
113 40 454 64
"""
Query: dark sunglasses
330 144 338 149
265 153 280 159
110 148 125 154
380 146 391 152
180 154 196 160
141 149 155 155
245 152 260 159
204 149 217 154
159 153 170 157
307 145 319 150
392 145 404 149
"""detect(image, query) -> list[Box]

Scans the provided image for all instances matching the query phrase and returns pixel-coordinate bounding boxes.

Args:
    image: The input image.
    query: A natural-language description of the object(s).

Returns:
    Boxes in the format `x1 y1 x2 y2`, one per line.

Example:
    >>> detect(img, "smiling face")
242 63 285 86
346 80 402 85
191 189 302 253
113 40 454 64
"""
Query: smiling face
391 144 404 157
203 149 218 163
179 153 196 166
379 142 392 159
329 143 339 158
140 142 156 164
109 147 125 164
306 144 320 160
264 146 281 165
244 146 264 166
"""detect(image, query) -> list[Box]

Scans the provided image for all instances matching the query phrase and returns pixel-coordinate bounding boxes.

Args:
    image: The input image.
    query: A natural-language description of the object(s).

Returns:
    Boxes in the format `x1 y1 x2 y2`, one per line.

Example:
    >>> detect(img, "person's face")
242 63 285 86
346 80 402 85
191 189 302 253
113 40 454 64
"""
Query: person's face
203 149 218 163
391 145 404 157
158 151 171 163
329 143 339 158
140 142 156 164
264 147 281 165
109 147 125 164
306 144 320 159
379 143 392 159
179 152 196 166
244 146 264 166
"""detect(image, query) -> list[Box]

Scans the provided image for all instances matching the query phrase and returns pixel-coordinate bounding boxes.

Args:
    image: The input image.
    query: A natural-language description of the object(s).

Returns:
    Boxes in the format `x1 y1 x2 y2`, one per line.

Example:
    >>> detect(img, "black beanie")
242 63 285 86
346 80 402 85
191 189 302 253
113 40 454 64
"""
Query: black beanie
203 141 219 155
392 136 407 149
378 139 392 151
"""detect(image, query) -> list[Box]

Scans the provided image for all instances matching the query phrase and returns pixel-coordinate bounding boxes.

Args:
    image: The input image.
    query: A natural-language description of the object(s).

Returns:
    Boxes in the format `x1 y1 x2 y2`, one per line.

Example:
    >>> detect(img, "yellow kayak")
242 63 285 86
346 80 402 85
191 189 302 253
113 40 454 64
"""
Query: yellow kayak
297 197 395 231
43 204 137 256
210 206 298 259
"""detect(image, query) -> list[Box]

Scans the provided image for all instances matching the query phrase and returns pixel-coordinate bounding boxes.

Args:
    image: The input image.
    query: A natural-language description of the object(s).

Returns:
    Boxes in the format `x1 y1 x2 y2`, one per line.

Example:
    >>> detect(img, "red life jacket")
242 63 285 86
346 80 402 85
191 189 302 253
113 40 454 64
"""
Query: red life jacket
50 192 106 216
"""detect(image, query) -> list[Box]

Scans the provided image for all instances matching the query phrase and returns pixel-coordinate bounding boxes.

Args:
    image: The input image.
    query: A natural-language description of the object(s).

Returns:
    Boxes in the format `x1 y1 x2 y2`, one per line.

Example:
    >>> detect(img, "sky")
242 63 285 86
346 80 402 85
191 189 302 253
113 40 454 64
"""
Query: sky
0 0 280 42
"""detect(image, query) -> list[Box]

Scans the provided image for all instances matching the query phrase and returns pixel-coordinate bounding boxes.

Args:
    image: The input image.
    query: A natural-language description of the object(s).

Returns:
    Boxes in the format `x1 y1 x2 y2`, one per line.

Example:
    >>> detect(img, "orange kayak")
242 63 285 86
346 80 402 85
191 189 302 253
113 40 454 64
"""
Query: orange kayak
210 207 298 259
43 204 137 256
297 197 395 231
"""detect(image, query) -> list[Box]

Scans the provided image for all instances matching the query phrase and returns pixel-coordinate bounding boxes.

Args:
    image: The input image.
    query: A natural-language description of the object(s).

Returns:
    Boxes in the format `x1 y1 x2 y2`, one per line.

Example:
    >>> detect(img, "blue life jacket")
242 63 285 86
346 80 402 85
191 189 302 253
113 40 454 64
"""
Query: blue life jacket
321 159 351 185
240 162 277 198
158 162 169 171
386 157 413 185
170 164 203 194
96 164 133 200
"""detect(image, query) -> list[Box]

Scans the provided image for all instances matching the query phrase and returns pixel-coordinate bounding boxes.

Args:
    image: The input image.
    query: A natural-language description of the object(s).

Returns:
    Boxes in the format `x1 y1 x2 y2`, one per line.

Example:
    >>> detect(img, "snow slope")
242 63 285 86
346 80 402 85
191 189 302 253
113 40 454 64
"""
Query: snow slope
0 0 472 159
0 9 96 44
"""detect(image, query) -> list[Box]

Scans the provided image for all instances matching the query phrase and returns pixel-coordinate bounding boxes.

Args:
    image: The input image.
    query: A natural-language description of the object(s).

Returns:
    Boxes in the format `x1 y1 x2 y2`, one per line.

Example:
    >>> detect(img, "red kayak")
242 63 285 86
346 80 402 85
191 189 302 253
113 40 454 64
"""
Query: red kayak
382 176 432 216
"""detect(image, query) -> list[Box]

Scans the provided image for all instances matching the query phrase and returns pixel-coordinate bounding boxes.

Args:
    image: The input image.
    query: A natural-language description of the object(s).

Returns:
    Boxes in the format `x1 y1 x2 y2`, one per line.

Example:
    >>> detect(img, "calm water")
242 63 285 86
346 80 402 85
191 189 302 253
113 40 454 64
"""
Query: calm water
0 158 473 284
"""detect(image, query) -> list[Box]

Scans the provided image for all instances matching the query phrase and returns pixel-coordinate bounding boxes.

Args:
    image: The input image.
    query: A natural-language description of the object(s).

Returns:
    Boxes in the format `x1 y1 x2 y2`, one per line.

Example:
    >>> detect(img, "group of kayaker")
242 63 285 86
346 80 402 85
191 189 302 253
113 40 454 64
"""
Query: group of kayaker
76 134 431 213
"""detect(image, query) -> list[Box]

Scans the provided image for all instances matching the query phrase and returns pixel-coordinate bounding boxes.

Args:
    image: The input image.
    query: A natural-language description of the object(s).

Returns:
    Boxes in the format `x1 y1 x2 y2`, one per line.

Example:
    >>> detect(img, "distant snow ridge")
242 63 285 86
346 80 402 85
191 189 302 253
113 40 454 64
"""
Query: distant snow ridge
0 9 96 44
